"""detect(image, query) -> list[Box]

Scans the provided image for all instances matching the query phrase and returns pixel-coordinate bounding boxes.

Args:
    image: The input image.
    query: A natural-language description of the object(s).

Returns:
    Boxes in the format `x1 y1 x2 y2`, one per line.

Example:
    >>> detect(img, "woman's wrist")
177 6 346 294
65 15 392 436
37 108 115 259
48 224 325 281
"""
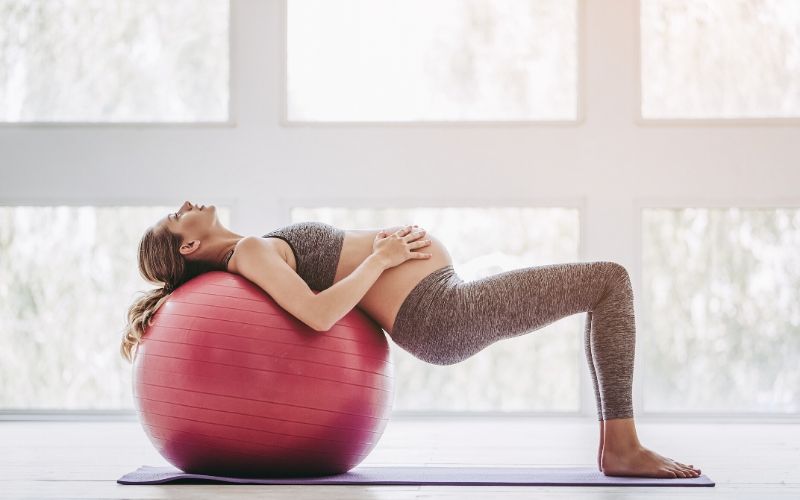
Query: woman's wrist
368 252 390 271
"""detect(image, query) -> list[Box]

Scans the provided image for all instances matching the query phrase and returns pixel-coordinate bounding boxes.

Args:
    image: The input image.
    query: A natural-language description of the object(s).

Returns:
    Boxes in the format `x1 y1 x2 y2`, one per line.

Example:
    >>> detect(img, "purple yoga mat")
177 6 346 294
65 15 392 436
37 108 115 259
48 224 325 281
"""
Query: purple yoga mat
118 465 714 486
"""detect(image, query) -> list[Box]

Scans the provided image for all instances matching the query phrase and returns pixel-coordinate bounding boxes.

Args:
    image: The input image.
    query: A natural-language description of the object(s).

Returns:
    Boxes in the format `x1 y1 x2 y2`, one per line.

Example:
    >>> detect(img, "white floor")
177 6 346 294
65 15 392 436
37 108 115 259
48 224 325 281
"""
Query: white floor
1 417 798 499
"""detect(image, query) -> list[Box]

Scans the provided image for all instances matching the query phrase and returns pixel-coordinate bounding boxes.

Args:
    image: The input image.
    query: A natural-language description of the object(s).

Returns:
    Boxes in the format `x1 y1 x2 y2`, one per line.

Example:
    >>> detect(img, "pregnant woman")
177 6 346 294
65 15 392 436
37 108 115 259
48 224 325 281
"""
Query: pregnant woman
122 201 702 479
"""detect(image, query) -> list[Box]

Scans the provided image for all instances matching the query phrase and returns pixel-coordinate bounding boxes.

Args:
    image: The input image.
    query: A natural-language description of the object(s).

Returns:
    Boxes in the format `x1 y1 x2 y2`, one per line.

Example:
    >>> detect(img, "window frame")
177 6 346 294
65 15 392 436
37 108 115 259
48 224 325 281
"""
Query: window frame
279 0 588 126
634 196 800 421
635 0 800 126
0 0 236 127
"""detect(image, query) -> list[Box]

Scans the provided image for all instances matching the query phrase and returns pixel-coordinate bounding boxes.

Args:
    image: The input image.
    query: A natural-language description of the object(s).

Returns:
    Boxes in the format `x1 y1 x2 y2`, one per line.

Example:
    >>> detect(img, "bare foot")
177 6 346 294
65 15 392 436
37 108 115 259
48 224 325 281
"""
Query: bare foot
602 444 702 478
601 417 701 478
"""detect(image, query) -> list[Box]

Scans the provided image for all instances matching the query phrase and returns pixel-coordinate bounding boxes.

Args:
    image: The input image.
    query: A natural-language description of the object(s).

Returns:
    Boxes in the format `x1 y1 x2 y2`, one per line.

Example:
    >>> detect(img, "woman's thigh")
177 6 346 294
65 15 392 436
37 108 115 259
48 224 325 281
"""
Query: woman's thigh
390 261 623 365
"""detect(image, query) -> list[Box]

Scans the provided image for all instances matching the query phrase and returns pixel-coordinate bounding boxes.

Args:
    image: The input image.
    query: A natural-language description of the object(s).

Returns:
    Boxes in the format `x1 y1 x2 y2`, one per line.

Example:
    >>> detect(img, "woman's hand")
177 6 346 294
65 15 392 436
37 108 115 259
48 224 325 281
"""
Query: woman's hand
373 225 433 269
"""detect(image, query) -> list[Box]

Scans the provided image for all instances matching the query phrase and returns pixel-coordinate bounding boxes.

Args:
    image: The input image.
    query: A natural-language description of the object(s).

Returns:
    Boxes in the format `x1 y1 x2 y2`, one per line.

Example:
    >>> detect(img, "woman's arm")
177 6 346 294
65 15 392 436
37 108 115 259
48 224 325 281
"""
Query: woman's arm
313 253 389 331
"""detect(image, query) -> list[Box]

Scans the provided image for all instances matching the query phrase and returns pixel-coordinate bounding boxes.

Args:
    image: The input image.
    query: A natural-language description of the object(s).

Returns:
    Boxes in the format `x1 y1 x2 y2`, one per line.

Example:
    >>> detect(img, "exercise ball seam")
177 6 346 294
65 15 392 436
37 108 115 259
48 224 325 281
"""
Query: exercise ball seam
139 410 384 449
143 422 367 459
137 378 390 419
145 322 394 364
143 336 394 375
139 356 393 392
155 305 387 342
135 395 389 435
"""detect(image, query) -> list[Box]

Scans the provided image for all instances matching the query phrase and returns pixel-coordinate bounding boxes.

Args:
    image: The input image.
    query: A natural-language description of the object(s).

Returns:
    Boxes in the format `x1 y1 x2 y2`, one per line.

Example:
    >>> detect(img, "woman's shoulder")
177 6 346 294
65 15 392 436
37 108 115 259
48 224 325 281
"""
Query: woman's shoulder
239 235 286 252
226 236 283 273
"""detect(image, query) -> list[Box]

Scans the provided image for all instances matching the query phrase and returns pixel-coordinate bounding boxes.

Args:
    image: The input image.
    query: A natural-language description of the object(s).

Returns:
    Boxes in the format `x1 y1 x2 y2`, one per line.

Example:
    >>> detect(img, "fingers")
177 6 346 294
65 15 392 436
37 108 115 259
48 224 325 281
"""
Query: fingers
379 225 433 260
396 224 422 235
378 226 419 239
403 228 426 241
410 237 433 258
411 238 432 249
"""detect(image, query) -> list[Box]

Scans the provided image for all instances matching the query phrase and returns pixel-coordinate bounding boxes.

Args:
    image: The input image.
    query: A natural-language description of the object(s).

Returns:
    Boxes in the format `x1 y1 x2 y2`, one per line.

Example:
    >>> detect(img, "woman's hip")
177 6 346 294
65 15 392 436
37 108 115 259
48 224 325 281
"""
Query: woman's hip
390 265 460 329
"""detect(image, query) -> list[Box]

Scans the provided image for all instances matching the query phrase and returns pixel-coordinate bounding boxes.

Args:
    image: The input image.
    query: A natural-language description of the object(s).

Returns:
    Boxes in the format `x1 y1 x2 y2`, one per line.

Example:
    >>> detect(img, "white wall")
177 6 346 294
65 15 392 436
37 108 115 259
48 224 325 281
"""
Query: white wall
1 0 798 417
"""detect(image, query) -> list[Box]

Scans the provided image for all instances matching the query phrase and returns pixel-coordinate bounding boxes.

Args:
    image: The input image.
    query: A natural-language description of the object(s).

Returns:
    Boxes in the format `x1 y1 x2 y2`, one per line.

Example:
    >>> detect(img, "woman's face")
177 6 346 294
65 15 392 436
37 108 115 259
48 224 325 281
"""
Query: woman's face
160 201 218 242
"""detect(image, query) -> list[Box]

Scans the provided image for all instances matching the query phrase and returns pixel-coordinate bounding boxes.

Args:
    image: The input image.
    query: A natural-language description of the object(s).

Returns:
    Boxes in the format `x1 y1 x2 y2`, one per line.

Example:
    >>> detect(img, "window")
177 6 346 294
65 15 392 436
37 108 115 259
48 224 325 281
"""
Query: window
0 0 229 122
640 0 800 119
286 0 579 122
291 206 582 412
0 205 232 410
641 208 800 413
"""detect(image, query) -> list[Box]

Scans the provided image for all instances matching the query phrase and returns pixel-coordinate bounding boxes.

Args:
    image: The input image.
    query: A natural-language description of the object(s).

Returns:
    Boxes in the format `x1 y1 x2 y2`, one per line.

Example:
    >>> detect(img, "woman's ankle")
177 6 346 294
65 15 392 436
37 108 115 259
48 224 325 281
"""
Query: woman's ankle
602 417 641 452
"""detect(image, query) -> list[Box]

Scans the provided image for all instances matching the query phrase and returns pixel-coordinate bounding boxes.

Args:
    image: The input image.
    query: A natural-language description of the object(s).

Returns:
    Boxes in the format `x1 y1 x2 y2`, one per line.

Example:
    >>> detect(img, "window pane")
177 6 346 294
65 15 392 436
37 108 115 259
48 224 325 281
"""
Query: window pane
641 0 800 119
287 0 578 122
0 0 229 122
642 208 800 413
292 207 581 412
0 205 232 410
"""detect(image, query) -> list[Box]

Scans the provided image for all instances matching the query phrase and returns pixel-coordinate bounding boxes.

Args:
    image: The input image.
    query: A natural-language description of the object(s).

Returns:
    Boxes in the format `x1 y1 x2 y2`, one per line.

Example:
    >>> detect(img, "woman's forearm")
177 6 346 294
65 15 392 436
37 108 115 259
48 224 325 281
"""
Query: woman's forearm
313 253 389 331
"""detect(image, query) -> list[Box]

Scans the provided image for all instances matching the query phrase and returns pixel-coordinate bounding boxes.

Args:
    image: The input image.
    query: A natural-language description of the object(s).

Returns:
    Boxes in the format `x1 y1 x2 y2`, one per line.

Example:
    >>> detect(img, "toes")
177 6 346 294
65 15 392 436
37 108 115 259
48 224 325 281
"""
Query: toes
672 461 700 476
678 466 700 478
679 461 701 473
679 464 700 476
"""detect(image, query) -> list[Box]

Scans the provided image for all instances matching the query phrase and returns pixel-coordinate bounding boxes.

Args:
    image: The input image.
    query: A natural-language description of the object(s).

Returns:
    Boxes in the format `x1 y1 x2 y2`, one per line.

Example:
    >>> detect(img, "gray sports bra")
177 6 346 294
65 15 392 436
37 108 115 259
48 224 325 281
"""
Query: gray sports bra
223 221 345 291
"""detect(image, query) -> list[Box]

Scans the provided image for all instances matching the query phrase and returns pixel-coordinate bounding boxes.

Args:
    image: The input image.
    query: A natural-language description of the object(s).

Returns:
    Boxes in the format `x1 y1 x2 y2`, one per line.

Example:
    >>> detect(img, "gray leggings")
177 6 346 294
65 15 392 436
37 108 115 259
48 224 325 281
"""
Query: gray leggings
389 261 636 421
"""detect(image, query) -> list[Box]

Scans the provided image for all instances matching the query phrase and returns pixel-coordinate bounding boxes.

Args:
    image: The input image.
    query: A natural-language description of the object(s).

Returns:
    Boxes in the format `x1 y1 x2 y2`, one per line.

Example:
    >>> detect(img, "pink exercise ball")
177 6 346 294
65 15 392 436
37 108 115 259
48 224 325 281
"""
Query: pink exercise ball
132 270 395 477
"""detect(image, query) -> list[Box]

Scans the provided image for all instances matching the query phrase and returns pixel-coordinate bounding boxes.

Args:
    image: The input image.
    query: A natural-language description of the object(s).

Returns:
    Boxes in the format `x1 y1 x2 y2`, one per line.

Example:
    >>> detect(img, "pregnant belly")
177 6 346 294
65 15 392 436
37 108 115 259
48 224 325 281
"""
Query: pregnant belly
332 227 453 334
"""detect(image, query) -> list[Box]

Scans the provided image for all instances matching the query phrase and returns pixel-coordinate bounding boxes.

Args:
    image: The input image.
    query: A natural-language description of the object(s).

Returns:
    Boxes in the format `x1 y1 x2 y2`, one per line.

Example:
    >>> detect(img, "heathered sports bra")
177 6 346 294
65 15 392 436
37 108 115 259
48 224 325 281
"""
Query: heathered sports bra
223 221 345 291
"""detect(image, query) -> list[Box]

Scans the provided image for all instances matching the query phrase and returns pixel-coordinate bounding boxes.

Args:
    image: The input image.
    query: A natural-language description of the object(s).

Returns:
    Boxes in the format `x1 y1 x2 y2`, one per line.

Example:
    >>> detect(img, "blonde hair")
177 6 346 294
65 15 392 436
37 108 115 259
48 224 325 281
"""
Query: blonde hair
120 224 224 364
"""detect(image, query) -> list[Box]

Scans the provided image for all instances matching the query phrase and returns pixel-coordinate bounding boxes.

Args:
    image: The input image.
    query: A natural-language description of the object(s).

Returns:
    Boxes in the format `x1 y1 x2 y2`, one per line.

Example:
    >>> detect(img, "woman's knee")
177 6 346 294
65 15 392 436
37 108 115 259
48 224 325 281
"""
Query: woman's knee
600 261 630 286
